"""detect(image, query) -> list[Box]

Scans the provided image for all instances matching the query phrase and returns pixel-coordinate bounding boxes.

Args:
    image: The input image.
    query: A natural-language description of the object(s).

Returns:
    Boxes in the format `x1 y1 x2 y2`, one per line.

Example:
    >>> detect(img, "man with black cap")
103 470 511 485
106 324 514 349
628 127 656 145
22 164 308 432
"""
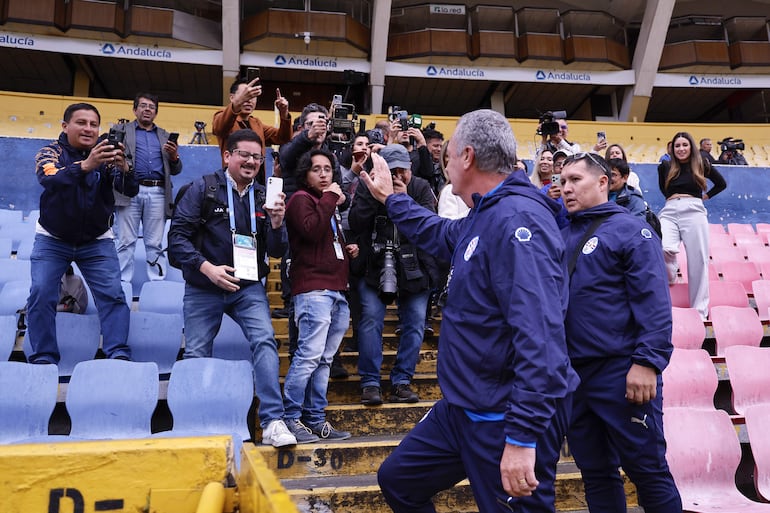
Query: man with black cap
349 144 438 405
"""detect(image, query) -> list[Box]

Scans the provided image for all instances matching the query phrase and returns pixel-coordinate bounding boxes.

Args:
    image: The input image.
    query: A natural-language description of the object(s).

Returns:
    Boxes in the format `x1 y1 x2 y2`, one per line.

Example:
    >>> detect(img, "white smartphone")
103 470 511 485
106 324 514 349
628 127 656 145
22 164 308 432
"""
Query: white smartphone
597 131 606 143
551 174 561 187
265 176 283 209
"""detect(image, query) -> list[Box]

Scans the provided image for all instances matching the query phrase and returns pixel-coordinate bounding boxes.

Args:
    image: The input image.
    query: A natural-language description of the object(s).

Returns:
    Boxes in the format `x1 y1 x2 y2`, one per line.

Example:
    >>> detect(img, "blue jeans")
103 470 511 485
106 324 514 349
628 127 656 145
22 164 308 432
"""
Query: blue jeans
357 279 429 389
182 281 284 428
115 185 167 282
27 234 131 363
283 290 349 424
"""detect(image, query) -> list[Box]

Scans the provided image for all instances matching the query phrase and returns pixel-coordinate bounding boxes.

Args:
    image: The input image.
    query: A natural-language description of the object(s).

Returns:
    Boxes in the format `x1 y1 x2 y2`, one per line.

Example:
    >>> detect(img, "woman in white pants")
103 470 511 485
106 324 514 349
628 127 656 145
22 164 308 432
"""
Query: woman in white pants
658 132 726 319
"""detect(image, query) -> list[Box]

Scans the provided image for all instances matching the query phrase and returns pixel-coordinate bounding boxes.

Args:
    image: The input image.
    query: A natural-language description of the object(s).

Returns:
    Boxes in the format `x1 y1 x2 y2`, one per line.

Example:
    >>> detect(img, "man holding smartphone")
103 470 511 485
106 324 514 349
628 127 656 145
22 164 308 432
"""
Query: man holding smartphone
114 92 183 282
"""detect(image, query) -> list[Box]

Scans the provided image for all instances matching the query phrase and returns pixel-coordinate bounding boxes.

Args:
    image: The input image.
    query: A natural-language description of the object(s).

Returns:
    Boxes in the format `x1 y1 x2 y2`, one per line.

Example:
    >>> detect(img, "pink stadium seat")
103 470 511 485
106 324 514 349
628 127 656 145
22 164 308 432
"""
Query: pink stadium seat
664 407 770 512
710 245 745 265
719 261 762 293
733 233 766 258
709 223 727 235
671 307 706 349
744 404 770 502
727 223 756 235
710 305 763 356
746 246 770 265
709 232 735 250
708 281 749 311
759 262 770 280
756 223 770 234
662 348 717 409
669 283 690 308
725 345 770 416
708 263 720 281
752 280 770 321
676 246 688 281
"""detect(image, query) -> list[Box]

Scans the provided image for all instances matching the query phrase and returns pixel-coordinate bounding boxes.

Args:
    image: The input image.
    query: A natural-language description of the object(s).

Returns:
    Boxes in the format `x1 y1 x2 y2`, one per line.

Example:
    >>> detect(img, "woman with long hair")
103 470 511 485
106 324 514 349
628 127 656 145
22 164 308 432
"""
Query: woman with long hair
658 131 726 318
530 149 554 189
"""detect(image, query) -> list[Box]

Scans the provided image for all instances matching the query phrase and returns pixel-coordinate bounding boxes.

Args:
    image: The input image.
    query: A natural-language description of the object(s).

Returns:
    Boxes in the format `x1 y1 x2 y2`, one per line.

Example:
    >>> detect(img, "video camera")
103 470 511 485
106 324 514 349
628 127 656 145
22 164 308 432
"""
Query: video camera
536 110 567 137
371 215 399 304
366 128 385 146
327 94 364 157
718 137 745 152
388 106 423 131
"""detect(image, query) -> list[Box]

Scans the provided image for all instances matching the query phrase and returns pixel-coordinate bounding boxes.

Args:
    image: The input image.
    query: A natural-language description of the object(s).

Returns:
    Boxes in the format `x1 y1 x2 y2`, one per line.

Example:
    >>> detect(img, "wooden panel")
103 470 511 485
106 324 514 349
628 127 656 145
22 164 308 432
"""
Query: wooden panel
345 15 369 52
564 35 607 62
388 31 431 59
129 5 173 37
241 10 269 41
660 42 696 69
472 31 516 59
729 41 770 68
266 10 306 35
518 34 562 62
694 40 729 64
606 39 630 68
660 40 729 69
68 0 123 33
307 12 346 40
430 29 468 55
6 0 57 24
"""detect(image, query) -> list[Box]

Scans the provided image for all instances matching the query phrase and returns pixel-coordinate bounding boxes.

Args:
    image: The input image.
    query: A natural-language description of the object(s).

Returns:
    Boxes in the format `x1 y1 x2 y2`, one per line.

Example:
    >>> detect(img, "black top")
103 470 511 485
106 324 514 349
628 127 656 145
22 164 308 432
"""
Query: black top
657 160 726 199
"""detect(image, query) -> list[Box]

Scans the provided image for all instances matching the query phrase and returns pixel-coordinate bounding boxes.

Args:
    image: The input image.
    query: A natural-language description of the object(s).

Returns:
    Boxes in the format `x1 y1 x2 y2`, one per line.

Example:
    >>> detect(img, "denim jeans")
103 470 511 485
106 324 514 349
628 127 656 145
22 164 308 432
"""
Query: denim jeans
115 185 167 282
182 281 284 428
283 290 349 424
27 234 131 363
357 279 429 389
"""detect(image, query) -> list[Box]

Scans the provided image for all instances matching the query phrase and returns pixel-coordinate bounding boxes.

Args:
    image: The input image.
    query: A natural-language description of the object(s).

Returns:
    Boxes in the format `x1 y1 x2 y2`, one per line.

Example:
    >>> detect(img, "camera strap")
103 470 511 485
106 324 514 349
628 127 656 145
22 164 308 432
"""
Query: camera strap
568 214 613 277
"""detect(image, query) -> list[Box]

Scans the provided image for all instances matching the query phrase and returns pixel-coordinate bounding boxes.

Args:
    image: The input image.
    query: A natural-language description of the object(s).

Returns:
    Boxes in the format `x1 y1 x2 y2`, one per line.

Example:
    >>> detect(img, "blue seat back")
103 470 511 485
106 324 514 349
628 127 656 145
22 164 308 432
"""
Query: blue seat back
0 361 58 443
22 312 101 376
138 281 185 315
127 311 182 374
212 315 252 362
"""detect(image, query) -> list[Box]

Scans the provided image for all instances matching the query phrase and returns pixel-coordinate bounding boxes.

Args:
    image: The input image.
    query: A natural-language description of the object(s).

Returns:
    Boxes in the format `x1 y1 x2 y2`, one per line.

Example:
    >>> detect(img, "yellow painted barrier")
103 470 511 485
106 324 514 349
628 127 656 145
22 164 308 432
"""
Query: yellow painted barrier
196 482 226 513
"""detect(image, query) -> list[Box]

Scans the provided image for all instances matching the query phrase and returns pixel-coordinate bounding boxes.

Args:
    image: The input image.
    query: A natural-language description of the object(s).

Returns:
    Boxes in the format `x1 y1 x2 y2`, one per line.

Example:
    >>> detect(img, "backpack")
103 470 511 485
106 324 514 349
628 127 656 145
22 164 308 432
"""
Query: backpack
166 173 221 269
644 204 663 239
57 265 88 314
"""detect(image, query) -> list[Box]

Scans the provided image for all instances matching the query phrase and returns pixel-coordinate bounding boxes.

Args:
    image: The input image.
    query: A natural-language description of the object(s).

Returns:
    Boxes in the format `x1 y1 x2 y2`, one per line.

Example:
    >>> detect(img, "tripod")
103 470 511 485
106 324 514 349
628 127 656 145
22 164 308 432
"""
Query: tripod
190 122 208 144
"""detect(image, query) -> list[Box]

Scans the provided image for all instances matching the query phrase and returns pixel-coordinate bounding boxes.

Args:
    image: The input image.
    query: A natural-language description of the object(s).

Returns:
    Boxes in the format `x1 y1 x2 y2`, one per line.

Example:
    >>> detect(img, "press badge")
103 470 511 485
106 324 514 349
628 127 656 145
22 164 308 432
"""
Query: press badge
333 241 345 260
232 233 261 281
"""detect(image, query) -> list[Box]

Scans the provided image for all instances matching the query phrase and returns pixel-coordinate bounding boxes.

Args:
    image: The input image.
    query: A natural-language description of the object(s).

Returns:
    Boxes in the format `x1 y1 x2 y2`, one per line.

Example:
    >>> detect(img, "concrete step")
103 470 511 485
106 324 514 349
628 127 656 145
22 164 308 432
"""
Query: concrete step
271 317 442 337
298 373 442 405
282 469 638 513
278 349 439 377
277 332 441 352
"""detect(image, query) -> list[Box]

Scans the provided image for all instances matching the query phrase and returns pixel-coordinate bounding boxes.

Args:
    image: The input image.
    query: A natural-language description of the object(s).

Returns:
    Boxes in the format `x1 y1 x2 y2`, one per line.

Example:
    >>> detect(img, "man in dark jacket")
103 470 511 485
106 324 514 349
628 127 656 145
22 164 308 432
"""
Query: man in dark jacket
349 144 439 406
27 102 138 364
168 129 296 448
607 158 645 217
559 152 682 512
361 109 576 513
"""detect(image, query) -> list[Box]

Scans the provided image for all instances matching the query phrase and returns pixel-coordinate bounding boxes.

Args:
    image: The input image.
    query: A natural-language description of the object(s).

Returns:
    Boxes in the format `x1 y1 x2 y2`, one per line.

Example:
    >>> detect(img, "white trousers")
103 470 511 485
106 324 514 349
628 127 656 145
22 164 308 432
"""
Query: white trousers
659 197 710 318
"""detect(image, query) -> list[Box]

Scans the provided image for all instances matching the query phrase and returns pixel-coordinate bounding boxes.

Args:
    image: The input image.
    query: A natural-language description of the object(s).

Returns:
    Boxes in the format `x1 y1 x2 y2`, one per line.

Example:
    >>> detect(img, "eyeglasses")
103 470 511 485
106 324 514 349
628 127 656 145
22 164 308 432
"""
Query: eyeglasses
559 125 568 130
231 149 265 163
137 103 157 111
564 152 611 178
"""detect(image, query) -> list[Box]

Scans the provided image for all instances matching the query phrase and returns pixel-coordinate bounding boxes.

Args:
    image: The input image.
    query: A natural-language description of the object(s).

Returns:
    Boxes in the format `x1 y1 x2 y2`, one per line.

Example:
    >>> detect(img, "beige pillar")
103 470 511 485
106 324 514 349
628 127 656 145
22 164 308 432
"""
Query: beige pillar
370 0 392 114
221 0 241 105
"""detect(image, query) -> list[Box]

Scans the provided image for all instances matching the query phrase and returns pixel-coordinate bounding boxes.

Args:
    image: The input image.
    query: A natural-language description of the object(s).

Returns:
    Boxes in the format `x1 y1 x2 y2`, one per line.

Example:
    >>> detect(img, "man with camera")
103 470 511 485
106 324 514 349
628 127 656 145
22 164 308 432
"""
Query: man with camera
349 144 439 406
536 111 581 160
388 110 435 196
699 138 717 164
27 102 138 364
717 138 748 165
114 93 182 282
212 76 292 159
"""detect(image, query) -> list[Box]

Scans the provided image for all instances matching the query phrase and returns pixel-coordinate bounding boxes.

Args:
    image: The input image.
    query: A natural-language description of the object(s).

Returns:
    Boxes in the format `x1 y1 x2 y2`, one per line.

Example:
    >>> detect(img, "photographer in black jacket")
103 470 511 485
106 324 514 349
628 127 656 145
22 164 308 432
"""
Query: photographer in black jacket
349 144 439 406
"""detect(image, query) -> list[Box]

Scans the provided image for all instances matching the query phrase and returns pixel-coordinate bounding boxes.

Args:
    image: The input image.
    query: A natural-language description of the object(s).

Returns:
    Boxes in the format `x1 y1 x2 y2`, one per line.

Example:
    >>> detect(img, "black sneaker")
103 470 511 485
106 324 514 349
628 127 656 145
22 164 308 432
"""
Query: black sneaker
330 354 349 379
423 324 435 338
284 418 320 444
361 386 383 406
390 383 419 403
308 421 351 441
271 307 290 319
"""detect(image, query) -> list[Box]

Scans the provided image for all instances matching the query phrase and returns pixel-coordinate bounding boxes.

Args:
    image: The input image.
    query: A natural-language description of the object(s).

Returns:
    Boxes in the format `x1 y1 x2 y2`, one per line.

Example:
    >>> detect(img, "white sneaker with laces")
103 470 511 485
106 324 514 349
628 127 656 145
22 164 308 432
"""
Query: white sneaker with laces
262 419 297 447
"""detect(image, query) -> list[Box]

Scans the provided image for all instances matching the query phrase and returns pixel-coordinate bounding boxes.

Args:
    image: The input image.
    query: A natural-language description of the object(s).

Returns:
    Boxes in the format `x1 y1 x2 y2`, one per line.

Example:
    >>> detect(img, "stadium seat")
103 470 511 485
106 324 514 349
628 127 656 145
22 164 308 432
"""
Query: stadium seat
744 404 770 502
710 306 763 356
760 262 770 280
671 307 705 349
669 283 690 308
212 315 252 362
708 281 749 310
25 210 39 224
733 232 764 250
718 261 761 293
137 281 185 315
709 223 727 235
0 259 31 289
756 223 770 234
0 279 29 315
0 209 23 225
709 245 745 265
22 312 101 376
727 223 756 235
131 241 150 297
126 311 183 374
0 361 58 443
165 264 185 283
724 345 770 416
662 348 717 409
14 238 33 260
708 263 720 281
753 280 770 321
0 238 12 258
165 358 253 443
746 246 770 265
0 221 36 250
0 315 17 361
664 407 770 512
66 359 159 439
709 232 735 250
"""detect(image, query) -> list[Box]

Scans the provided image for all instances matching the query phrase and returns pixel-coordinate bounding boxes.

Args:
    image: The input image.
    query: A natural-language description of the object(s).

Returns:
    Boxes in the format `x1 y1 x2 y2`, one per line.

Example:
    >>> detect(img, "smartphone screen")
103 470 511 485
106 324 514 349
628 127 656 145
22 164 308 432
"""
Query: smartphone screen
265 176 283 209
597 131 606 142
246 67 260 83
168 132 179 143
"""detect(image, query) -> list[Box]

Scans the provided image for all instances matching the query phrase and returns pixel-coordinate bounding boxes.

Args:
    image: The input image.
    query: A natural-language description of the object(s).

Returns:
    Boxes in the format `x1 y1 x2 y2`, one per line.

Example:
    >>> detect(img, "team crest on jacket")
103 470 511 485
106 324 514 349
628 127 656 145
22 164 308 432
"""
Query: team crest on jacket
641 228 652 239
514 227 532 242
464 236 479 261
582 236 599 254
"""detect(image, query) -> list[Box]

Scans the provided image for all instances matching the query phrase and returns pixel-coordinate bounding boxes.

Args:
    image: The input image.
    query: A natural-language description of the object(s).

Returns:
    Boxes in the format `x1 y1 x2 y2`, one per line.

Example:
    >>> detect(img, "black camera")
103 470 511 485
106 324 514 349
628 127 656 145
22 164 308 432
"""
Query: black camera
537 110 567 137
718 137 745 152
372 215 399 304
389 108 422 130
194 121 206 132
107 126 125 147
366 128 385 146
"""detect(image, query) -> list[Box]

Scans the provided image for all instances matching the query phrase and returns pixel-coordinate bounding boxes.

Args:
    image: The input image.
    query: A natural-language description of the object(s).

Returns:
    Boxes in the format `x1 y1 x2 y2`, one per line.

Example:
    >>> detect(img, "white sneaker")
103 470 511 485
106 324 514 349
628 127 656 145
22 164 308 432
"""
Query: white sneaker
262 419 297 448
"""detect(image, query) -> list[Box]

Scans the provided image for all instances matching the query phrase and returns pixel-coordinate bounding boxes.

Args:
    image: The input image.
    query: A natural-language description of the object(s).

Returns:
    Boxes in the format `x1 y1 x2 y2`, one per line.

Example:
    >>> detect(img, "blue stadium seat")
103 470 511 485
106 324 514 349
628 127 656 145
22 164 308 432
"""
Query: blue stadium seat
131 241 150 298
0 280 30 315
0 238 12 258
0 221 35 250
66 359 159 439
165 358 253 442
126 311 183 374
0 315 17 360
212 315 252 362
0 209 23 225
0 361 58 443
22 312 101 376
138 281 185 315
0 259 31 289
14 238 33 260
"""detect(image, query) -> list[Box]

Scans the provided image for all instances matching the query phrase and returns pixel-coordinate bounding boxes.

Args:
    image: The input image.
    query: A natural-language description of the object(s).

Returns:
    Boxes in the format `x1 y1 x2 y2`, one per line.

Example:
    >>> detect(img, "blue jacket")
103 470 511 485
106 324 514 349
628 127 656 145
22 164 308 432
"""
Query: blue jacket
562 201 672 372
168 169 287 291
385 171 577 445
611 183 646 218
34 132 138 244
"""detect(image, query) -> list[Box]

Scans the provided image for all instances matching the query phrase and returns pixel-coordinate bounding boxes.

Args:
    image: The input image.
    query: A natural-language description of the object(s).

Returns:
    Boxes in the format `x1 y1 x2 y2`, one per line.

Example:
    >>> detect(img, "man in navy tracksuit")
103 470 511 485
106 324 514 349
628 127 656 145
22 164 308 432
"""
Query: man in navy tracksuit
559 153 682 512
361 109 578 513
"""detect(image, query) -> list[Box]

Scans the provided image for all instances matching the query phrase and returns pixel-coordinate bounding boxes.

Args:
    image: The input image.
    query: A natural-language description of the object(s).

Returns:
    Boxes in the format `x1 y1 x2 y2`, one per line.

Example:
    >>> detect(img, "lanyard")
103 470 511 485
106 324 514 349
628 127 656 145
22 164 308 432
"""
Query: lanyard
226 182 257 236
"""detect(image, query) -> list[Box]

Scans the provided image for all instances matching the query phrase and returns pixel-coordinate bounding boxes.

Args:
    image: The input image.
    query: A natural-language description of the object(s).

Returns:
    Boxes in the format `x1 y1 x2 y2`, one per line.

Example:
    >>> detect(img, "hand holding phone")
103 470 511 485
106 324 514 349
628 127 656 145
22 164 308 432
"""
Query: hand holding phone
551 174 561 187
168 132 179 144
597 131 606 143
246 67 260 84
265 176 283 209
